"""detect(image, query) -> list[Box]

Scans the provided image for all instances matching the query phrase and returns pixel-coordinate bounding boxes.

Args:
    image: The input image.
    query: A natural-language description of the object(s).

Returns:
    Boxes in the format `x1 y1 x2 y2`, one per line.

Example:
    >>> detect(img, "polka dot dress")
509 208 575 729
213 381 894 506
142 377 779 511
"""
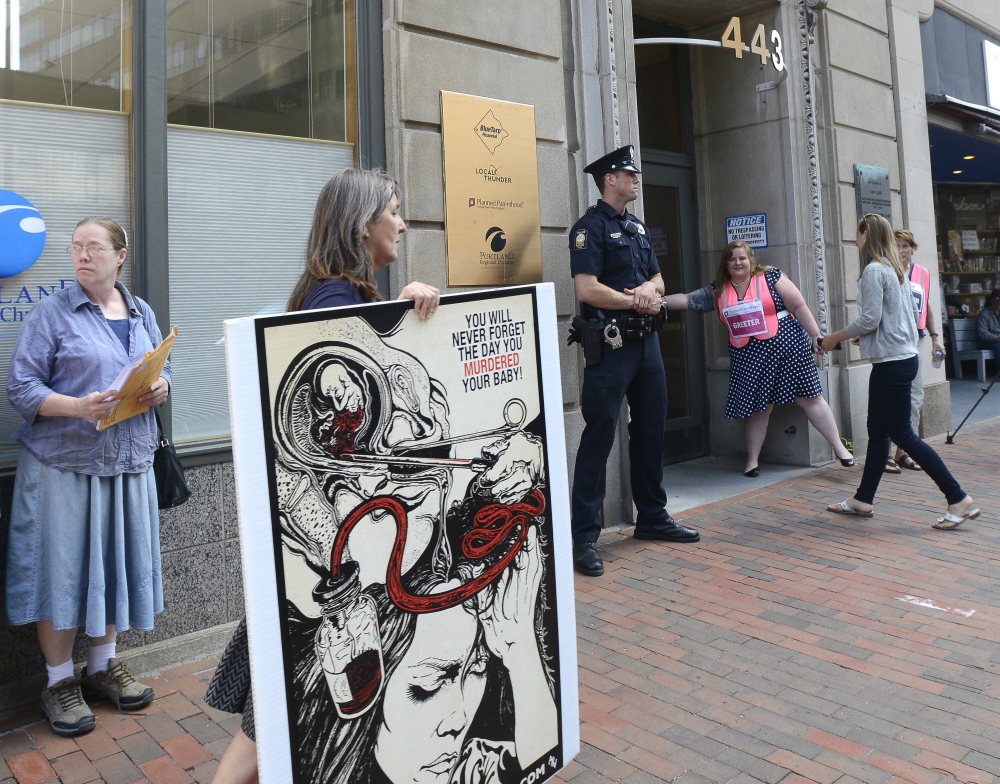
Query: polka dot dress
725 268 824 419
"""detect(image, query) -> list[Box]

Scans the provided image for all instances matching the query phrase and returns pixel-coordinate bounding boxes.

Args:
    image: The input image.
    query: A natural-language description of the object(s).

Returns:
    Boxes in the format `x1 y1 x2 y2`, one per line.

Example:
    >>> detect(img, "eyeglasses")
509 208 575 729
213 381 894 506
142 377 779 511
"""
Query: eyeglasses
66 244 114 257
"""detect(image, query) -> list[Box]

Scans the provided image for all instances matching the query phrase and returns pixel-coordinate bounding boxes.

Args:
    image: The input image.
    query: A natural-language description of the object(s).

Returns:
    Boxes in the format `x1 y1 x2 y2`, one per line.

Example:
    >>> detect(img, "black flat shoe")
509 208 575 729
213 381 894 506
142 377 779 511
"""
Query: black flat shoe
634 515 701 543
573 542 604 576
744 467 760 477
839 456 856 467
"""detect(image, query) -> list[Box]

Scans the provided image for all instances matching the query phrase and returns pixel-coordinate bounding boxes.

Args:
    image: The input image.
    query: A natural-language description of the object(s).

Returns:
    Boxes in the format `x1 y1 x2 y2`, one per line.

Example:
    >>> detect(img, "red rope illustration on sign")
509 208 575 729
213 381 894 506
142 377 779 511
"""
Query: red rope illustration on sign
329 489 545 613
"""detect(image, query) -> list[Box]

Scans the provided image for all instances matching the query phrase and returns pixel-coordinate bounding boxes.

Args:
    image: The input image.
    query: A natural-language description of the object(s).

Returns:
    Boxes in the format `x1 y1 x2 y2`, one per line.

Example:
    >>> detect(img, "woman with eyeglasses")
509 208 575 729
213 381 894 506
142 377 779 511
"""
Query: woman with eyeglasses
820 213 978 528
5 217 169 737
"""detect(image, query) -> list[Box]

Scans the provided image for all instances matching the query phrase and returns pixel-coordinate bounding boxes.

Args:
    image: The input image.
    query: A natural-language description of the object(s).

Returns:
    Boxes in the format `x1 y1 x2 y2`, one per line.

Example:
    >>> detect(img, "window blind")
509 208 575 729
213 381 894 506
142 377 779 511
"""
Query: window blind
166 125 354 443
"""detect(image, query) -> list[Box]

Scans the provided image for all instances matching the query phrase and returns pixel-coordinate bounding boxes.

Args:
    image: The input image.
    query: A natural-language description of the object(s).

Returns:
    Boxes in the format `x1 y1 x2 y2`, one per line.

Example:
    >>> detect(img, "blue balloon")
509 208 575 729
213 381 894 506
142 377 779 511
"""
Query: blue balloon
0 190 46 278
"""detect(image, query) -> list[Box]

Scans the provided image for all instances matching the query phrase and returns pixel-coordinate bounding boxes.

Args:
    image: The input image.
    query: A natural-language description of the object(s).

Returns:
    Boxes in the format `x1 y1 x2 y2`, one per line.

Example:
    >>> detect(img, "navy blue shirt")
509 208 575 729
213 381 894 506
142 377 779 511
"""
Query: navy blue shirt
301 279 368 311
107 318 130 353
569 200 660 319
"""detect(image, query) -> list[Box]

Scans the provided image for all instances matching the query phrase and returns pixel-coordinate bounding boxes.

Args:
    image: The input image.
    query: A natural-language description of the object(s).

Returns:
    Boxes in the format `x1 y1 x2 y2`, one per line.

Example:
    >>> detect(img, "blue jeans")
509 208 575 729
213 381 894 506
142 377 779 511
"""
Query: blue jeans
855 355 965 506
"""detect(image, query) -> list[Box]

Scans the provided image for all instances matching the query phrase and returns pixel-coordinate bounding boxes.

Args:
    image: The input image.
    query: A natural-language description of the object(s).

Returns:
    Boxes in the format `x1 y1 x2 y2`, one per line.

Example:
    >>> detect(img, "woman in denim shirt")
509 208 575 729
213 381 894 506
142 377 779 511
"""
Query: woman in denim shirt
6 217 169 736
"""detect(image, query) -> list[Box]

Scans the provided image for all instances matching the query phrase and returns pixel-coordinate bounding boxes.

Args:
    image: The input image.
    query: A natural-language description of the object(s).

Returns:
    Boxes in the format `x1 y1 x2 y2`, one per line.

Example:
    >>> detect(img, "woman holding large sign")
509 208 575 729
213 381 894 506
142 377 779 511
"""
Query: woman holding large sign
208 169 556 784
665 241 854 476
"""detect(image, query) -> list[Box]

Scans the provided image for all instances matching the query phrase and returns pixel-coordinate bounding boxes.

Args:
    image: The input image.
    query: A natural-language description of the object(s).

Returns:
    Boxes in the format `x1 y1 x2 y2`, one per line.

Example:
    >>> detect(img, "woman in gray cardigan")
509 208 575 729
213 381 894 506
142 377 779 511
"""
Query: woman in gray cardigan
820 213 979 529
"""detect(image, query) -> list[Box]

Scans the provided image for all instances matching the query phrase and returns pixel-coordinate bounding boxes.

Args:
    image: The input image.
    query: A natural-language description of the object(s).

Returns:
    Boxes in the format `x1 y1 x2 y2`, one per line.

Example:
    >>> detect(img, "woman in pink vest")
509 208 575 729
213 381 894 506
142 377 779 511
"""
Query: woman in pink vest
665 241 854 476
883 229 946 473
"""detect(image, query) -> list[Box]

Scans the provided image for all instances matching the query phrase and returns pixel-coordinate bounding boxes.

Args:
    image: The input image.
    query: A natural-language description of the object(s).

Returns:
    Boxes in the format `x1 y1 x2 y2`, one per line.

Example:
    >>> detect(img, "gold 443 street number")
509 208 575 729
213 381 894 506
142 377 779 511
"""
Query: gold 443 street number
721 16 785 73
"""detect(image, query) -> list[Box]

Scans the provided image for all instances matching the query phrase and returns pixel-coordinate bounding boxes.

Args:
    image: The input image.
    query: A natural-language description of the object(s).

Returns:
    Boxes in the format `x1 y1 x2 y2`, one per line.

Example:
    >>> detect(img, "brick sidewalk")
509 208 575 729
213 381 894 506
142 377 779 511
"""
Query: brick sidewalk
2 420 999 784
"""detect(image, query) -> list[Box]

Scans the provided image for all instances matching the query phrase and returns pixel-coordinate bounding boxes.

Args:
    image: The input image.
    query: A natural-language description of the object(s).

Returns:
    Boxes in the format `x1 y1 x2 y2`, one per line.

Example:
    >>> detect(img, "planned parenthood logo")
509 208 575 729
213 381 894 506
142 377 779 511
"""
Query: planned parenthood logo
0 190 46 278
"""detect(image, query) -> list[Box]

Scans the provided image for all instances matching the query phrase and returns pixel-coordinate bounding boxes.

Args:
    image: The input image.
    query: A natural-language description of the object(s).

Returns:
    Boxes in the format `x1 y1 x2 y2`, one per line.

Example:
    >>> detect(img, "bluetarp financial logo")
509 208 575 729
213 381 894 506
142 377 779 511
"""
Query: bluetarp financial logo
0 190 46 278
485 227 507 252
474 110 509 154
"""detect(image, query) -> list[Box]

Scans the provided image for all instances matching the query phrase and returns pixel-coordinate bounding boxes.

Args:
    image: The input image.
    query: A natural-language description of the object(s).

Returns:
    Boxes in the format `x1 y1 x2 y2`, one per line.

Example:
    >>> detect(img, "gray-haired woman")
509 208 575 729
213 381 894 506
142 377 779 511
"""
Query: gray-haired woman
206 168 439 784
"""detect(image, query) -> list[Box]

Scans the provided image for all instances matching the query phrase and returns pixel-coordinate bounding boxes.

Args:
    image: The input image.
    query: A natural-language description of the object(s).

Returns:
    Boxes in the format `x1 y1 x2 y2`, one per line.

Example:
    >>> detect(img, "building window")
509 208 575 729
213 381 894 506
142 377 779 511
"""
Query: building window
0 0 359 457
164 0 356 448
166 0 351 141
0 0 129 111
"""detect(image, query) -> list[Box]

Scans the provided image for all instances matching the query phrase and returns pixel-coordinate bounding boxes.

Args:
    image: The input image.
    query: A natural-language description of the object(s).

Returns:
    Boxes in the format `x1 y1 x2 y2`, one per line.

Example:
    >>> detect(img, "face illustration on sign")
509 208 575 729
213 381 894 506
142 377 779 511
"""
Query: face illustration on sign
0 190 46 278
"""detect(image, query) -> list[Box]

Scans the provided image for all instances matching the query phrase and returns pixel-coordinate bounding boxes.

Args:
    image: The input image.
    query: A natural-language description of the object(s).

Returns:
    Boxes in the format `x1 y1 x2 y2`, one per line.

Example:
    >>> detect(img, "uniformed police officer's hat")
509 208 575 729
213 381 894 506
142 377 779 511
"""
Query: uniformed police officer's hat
583 145 641 180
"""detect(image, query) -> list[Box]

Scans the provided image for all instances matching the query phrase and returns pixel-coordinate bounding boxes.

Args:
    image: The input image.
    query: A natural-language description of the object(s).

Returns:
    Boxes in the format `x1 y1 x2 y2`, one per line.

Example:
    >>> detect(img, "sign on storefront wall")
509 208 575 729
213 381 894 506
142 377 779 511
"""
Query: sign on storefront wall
725 213 768 248
853 164 892 223
441 92 543 286
985 40 1000 110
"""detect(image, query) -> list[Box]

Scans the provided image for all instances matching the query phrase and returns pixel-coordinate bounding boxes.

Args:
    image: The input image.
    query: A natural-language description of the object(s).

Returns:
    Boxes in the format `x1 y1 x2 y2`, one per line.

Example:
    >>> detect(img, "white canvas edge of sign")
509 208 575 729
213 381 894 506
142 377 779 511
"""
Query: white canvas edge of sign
534 282 582 768
223 313 295 783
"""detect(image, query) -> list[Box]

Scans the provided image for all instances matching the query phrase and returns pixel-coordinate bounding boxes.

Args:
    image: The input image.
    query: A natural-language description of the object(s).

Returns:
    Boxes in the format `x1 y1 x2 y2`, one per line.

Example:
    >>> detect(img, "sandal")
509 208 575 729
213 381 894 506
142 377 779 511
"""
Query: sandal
898 454 922 471
884 459 902 474
933 507 981 530
827 499 874 518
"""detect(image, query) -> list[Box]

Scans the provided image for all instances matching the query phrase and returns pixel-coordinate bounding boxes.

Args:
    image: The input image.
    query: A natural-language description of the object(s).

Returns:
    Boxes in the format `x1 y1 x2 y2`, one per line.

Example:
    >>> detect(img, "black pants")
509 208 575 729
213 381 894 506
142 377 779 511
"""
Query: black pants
571 333 668 543
855 355 964 506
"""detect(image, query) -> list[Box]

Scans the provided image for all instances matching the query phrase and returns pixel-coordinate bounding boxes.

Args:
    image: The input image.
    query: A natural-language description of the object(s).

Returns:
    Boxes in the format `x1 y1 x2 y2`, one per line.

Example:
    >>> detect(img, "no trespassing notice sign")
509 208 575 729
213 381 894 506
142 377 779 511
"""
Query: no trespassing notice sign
725 213 768 248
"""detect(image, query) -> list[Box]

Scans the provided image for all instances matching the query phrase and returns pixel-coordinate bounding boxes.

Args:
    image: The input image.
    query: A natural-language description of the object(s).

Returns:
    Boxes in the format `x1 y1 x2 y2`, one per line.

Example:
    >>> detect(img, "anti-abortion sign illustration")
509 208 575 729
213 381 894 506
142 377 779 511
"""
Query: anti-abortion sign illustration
224 284 578 784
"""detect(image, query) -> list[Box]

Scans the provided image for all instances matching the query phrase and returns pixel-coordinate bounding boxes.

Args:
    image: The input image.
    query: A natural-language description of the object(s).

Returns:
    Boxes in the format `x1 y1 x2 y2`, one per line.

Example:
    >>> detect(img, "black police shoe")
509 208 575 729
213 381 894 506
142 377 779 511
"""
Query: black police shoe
573 542 604 576
634 515 701 543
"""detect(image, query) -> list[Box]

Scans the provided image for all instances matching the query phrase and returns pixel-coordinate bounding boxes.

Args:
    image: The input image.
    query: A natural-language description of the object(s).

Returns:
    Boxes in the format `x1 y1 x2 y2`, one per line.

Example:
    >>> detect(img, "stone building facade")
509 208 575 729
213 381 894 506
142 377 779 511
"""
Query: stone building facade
1 0 999 706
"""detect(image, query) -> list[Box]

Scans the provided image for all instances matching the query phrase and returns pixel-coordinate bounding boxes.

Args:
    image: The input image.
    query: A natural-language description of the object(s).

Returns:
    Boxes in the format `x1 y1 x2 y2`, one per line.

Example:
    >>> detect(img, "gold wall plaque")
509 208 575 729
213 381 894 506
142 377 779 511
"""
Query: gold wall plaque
441 91 543 286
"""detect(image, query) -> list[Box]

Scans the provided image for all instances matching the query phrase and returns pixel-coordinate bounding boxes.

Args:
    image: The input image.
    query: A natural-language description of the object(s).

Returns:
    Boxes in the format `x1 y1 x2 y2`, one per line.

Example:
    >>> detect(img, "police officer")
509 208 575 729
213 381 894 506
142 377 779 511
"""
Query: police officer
570 145 699 577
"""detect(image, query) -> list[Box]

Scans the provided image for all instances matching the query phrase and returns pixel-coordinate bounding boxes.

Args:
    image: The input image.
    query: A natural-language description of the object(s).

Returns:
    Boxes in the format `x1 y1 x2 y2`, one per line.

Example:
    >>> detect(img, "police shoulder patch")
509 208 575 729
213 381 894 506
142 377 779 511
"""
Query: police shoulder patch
574 229 588 249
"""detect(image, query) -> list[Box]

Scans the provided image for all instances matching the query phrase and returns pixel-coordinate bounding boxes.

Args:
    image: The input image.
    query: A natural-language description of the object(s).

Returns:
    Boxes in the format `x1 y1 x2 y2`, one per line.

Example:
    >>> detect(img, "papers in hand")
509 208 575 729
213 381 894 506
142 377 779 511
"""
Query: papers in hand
98 326 178 431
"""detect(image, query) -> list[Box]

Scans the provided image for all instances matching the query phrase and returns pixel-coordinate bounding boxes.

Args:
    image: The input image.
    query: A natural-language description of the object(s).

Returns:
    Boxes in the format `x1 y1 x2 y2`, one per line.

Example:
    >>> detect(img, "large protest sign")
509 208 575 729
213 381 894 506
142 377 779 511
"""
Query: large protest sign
224 283 578 784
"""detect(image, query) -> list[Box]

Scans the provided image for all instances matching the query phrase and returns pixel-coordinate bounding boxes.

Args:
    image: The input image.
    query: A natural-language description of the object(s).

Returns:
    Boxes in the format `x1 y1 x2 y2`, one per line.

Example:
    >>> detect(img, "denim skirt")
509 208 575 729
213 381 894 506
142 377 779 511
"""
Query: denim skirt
6 448 163 636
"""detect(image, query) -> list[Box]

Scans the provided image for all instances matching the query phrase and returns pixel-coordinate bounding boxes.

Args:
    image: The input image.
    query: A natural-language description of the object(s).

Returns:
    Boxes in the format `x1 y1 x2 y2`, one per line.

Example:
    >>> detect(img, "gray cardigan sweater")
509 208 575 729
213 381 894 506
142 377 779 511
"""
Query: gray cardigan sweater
845 261 918 361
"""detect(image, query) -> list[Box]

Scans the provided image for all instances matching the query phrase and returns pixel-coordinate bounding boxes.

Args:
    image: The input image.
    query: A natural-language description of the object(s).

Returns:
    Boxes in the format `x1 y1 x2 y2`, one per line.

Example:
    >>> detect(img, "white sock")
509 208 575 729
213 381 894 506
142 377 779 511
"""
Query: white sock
46 659 75 688
87 642 116 676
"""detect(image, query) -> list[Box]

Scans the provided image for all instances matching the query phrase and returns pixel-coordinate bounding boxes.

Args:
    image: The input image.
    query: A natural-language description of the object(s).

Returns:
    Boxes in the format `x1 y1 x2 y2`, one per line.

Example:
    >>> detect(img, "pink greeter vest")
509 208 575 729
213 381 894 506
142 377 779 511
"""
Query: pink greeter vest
908 262 930 331
716 273 781 348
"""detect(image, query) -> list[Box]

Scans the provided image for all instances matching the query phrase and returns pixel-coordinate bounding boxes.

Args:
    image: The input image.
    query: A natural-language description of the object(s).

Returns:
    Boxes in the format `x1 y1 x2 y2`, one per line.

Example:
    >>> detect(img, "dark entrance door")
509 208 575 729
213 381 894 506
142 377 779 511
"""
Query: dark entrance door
642 159 707 463
633 15 706 464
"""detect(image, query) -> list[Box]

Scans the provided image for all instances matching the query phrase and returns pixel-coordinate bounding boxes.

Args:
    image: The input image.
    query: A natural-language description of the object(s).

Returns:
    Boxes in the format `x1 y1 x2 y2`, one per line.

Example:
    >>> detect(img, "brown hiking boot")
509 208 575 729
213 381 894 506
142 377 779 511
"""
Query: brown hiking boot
40 676 96 737
81 657 154 711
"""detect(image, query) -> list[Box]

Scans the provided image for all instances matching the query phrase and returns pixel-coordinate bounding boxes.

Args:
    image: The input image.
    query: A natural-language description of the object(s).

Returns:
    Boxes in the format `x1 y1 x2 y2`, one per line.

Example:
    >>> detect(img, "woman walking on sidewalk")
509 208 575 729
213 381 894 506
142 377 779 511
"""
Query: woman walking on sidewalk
821 213 979 529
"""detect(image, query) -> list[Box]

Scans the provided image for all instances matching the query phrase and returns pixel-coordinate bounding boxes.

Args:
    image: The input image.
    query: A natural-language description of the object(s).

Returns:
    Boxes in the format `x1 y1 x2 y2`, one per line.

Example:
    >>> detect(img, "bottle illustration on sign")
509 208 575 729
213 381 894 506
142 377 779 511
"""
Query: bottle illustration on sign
0 190 46 278
312 560 384 719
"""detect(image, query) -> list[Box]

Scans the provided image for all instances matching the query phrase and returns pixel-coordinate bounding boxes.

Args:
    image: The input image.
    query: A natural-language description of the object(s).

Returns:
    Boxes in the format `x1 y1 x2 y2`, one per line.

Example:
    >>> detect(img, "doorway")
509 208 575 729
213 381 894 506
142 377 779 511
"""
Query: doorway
634 15 707 464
